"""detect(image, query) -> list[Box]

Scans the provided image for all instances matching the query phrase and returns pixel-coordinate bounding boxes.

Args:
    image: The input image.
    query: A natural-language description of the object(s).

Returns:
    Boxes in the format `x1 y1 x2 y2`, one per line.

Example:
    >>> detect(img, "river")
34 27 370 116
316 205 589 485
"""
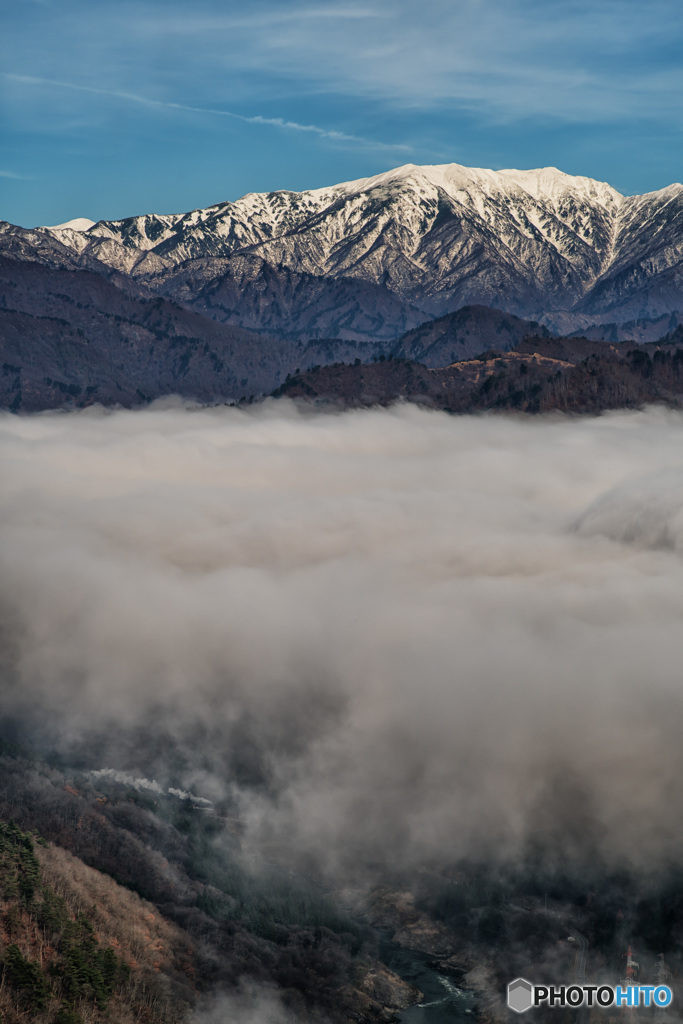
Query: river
380 940 478 1024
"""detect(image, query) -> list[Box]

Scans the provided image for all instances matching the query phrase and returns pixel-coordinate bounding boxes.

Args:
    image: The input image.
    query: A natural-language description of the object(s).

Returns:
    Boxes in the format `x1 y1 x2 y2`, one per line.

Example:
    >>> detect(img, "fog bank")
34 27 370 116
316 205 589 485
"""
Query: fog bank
2 401 683 874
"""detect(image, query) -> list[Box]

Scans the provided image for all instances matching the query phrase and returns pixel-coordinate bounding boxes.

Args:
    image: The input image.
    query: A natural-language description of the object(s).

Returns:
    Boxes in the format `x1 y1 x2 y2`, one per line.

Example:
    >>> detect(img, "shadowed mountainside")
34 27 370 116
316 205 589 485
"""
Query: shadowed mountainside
0 255 550 411
3 232 683 414
0 256 389 411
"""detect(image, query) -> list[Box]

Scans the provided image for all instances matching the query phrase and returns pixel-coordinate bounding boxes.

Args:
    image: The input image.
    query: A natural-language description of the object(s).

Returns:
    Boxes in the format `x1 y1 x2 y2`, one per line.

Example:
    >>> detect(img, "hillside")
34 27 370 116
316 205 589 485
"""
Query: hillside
0 743 418 1024
0 820 192 1023
0 256 387 411
274 337 683 414
0 256 547 412
393 305 552 365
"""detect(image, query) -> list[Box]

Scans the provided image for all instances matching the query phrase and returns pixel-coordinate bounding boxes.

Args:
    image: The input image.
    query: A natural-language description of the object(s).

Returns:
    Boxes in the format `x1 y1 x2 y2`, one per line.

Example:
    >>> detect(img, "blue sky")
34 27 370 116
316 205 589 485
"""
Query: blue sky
2 0 682 227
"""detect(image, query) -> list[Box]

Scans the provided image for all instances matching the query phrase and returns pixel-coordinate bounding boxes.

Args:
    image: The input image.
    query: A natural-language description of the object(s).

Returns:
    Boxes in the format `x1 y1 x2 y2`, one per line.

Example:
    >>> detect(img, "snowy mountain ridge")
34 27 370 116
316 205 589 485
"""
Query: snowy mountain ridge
24 161 683 336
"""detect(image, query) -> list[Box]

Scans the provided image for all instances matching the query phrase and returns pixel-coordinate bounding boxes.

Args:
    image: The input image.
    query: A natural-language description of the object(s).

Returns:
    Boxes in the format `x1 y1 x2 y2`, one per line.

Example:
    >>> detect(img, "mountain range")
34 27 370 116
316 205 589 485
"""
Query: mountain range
34 163 683 332
2 161 683 409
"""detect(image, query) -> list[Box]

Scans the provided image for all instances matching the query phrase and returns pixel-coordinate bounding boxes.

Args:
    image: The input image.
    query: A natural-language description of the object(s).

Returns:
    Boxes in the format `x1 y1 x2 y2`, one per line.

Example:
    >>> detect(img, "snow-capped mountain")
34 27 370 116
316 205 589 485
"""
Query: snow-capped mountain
34 162 683 337
4 162 683 412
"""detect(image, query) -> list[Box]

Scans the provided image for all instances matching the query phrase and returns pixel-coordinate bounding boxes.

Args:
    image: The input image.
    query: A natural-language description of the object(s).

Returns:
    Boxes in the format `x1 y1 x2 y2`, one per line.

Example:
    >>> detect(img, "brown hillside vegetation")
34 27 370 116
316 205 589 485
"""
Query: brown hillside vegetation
36 843 195 1018
0 820 193 1024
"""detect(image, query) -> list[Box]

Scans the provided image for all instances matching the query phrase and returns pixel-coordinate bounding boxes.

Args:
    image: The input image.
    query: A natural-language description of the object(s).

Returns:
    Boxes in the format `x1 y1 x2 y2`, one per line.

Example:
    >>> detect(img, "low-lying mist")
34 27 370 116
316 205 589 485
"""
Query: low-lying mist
2 400 683 879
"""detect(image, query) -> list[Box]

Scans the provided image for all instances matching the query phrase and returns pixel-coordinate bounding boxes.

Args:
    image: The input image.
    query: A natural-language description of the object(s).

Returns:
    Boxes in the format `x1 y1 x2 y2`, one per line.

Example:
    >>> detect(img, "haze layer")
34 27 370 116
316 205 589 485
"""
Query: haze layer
2 402 683 875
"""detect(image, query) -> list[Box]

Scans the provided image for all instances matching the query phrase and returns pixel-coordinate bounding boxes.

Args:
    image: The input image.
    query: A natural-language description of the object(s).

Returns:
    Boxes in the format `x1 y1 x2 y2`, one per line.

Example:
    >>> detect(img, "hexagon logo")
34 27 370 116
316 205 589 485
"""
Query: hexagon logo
508 978 534 1013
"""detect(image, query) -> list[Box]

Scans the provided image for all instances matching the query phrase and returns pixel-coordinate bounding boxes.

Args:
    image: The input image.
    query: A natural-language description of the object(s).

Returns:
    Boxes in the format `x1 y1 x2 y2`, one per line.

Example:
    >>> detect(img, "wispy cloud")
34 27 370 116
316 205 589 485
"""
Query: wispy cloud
0 169 33 180
143 6 384 31
130 0 682 127
223 0 683 125
5 0 683 130
3 0 683 219
4 73 411 152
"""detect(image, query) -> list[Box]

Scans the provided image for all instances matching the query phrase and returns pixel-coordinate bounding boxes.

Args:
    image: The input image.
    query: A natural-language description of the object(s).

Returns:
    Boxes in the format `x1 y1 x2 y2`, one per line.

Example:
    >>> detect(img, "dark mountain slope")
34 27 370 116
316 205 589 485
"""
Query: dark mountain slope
0 257 268 410
274 337 683 415
0 250 561 412
140 253 428 342
0 257 388 410
563 311 683 344
3 245 683 414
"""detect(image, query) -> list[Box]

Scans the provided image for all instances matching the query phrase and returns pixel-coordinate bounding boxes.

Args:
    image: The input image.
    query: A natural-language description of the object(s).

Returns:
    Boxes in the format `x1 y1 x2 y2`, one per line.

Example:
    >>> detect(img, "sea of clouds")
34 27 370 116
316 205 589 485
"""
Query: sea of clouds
2 400 683 876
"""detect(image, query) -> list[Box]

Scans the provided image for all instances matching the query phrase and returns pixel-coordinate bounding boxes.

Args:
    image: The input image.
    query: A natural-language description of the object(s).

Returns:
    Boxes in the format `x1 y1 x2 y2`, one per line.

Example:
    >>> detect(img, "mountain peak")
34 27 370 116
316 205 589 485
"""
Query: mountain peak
331 161 623 210
42 217 95 232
